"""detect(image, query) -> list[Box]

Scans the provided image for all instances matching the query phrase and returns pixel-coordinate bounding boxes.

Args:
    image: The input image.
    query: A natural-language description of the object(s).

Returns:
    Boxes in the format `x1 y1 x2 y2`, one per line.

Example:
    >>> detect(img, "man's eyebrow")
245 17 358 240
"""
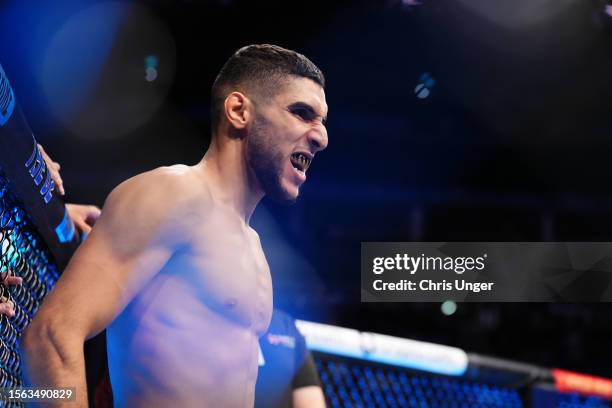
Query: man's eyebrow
288 102 328 125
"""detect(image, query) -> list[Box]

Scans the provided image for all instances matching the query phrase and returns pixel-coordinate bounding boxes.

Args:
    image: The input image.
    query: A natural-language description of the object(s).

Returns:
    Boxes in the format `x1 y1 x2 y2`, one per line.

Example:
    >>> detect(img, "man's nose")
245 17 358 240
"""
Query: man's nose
307 128 328 153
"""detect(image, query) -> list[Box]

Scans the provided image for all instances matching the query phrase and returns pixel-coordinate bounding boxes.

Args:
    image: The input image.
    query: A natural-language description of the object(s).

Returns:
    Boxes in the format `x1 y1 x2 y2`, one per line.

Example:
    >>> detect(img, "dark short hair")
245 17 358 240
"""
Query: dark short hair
210 44 325 135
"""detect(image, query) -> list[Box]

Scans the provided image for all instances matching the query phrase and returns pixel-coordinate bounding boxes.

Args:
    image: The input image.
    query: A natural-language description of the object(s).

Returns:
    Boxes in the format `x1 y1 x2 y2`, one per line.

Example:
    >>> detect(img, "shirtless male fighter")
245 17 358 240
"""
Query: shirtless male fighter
21 44 328 407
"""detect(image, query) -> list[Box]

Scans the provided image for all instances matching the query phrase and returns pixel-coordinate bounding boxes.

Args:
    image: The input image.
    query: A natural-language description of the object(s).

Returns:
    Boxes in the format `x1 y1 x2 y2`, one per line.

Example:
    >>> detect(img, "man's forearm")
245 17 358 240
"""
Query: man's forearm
293 386 327 408
21 324 88 407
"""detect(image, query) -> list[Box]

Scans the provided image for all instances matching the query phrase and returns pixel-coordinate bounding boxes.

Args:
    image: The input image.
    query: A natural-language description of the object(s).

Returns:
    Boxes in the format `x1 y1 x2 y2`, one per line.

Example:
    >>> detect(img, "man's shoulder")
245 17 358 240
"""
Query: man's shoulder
125 164 198 190
115 164 210 203
105 164 213 229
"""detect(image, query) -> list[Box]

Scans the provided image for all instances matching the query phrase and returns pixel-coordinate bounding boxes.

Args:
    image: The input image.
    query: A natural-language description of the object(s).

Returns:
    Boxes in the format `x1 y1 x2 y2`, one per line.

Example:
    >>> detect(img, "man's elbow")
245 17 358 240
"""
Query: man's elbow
20 320 45 360
20 318 81 376
20 320 48 384
21 319 52 367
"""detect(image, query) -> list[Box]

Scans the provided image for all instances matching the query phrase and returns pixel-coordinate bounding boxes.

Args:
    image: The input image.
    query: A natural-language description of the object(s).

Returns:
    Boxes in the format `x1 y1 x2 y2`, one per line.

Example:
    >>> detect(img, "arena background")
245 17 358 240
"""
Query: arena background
1 0 611 381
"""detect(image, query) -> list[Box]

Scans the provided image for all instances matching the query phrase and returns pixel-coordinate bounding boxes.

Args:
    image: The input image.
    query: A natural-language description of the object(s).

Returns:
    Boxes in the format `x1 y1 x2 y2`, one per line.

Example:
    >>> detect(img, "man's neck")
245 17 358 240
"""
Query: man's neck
198 138 264 224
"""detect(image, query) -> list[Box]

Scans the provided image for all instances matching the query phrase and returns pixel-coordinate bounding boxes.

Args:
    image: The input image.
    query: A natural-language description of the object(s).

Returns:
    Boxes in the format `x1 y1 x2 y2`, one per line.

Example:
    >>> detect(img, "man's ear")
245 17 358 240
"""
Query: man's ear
224 92 252 132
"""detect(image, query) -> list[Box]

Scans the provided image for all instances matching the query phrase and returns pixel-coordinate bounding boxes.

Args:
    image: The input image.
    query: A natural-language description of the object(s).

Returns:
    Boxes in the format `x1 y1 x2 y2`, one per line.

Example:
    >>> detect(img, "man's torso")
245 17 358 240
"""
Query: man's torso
106 166 273 407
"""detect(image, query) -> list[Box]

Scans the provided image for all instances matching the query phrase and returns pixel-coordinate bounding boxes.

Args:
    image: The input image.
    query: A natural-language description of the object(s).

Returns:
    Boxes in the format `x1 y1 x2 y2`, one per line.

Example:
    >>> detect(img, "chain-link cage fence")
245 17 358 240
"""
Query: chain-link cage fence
0 170 59 408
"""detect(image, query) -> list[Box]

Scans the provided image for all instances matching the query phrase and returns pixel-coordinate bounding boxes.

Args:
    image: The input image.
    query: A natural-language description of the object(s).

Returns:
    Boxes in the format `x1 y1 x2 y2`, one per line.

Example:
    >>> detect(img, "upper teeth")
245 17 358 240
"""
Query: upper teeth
291 153 311 172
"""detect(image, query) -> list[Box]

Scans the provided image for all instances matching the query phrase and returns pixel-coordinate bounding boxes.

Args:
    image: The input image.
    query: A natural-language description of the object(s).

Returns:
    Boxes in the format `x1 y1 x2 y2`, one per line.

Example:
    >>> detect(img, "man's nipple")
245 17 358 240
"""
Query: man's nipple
224 298 238 309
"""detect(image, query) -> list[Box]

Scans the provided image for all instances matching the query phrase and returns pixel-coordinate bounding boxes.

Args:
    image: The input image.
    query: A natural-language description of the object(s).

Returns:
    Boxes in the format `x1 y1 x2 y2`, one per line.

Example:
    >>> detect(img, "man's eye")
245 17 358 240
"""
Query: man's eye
291 108 312 121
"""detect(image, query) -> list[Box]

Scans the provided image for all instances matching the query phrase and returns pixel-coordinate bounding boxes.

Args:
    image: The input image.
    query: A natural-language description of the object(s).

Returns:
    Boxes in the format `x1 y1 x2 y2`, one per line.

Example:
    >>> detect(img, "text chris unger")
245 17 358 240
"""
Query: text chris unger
372 279 494 293
370 253 494 293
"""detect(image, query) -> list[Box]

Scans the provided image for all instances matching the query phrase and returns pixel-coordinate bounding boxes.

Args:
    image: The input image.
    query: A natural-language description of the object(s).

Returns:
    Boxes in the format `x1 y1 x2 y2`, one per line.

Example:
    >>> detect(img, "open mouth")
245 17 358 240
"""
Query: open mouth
290 153 312 173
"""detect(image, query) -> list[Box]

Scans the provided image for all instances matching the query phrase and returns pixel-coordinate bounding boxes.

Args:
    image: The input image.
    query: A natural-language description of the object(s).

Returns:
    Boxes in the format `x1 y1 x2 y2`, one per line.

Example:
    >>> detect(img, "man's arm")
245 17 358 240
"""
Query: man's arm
292 352 326 408
20 168 193 407
293 386 326 408
291 320 326 408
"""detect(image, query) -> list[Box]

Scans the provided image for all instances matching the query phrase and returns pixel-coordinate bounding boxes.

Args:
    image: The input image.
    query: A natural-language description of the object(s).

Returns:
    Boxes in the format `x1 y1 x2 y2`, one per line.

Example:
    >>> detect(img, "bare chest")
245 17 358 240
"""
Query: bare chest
167 212 273 334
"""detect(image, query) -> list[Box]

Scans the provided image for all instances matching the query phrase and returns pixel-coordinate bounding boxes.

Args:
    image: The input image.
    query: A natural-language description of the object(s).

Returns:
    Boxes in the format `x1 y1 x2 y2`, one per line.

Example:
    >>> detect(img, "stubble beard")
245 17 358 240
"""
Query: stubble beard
248 115 298 205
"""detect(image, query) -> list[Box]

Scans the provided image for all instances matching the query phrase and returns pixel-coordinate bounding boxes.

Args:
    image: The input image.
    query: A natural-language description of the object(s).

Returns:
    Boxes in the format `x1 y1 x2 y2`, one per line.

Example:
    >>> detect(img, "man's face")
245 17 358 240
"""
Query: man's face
246 76 328 203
